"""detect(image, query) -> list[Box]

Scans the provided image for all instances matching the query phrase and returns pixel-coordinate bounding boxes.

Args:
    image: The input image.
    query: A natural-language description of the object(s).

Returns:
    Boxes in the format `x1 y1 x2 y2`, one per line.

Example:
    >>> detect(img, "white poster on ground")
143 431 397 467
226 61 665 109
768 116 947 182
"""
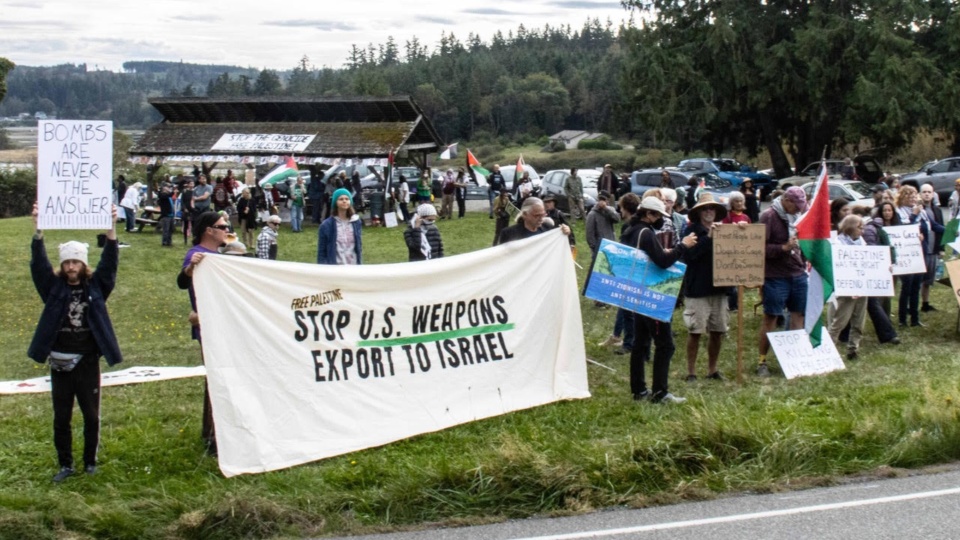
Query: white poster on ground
768 330 845 379
193 230 590 477
0 366 206 394
831 244 895 297
36 120 113 230
885 225 926 276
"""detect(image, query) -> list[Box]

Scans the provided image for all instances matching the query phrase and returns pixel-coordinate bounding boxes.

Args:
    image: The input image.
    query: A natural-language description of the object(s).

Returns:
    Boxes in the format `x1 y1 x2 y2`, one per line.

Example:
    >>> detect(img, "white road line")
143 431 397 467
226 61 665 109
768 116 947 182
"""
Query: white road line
509 487 960 540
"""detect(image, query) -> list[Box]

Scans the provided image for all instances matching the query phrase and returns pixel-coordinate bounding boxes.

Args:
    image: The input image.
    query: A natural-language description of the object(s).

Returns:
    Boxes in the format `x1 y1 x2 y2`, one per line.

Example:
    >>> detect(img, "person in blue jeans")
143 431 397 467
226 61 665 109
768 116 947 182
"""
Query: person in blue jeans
290 177 306 232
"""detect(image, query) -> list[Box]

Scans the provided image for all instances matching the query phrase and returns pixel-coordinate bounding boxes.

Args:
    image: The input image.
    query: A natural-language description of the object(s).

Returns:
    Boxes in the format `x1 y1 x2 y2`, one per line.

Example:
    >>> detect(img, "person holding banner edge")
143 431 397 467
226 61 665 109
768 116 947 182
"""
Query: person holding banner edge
29 202 123 483
620 196 697 403
177 211 231 456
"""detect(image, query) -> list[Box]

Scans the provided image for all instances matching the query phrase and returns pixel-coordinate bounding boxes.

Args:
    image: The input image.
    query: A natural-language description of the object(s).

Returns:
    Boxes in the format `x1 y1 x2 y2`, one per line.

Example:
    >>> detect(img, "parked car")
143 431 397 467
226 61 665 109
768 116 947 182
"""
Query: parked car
627 169 736 204
359 166 422 195
778 156 884 188
677 158 778 198
800 180 875 209
900 156 960 206
478 165 541 191
540 169 598 214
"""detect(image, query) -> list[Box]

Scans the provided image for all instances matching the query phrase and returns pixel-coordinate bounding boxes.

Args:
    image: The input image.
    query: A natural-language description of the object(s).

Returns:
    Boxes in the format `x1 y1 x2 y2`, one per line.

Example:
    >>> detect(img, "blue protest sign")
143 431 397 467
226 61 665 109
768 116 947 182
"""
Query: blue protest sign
584 238 686 322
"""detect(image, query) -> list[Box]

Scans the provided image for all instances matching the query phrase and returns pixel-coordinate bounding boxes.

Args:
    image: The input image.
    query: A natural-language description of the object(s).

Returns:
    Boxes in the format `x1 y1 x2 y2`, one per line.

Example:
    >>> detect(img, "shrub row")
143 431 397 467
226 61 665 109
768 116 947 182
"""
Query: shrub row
0 169 35 218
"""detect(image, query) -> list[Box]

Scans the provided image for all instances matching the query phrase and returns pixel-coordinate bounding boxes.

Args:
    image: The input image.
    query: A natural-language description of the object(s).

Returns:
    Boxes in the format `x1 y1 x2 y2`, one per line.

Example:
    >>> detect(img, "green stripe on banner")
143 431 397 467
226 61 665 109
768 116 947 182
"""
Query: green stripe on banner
358 323 515 348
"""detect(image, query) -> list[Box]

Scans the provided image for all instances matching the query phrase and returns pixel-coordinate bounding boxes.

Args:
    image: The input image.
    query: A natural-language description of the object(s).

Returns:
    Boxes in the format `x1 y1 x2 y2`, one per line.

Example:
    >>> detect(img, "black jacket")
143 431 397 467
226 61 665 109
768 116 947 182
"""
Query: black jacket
620 217 686 269
29 237 122 366
403 223 444 261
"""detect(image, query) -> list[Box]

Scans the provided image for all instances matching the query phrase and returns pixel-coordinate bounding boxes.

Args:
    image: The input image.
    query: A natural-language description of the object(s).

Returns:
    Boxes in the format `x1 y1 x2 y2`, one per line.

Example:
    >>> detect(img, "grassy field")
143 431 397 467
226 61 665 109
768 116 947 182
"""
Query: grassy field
1 210 959 539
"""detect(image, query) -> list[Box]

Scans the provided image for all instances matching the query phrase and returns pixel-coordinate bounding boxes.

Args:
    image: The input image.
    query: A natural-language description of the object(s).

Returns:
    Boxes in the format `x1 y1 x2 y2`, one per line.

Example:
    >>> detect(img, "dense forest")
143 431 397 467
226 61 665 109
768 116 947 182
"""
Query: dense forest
1 1 958 172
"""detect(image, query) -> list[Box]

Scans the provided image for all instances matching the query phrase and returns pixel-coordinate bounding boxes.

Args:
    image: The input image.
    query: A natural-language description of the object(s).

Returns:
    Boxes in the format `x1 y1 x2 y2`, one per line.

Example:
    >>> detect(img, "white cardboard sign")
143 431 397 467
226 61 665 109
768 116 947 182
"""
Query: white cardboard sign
831 244 895 297
37 120 113 230
885 225 926 275
768 330 845 380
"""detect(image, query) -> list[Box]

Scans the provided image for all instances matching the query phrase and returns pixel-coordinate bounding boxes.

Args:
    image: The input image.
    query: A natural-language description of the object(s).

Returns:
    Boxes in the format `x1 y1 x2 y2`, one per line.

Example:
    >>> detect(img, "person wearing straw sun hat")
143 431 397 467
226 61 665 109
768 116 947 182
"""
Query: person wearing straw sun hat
620 196 698 404
682 193 737 383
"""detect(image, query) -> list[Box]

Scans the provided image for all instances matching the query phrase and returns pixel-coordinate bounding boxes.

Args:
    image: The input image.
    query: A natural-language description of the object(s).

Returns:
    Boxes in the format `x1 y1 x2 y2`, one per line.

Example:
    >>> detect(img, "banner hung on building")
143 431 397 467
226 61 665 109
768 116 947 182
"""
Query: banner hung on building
193 231 590 477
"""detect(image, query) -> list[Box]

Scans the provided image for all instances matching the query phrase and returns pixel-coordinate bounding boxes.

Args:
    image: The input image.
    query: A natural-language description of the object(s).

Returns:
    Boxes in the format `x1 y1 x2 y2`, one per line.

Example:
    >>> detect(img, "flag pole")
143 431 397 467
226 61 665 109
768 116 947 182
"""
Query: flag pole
737 285 744 385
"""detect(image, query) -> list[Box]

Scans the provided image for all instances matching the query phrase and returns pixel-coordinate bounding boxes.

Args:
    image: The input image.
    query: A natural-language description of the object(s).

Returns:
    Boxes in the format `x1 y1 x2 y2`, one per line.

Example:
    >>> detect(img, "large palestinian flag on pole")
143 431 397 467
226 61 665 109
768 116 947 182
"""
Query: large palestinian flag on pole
466 149 490 184
795 162 833 347
259 156 299 187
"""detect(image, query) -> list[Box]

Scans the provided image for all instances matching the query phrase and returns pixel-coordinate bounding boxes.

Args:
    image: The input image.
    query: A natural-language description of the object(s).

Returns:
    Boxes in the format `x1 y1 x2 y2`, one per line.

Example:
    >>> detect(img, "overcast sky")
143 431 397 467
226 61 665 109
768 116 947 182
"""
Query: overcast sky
1 0 636 72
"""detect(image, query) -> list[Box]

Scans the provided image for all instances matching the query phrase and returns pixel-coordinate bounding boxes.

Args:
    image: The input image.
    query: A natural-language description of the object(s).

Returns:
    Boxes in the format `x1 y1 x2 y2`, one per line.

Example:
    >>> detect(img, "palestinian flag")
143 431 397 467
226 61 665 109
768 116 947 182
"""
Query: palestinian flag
259 156 299 187
466 149 490 184
795 162 833 347
514 154 525 185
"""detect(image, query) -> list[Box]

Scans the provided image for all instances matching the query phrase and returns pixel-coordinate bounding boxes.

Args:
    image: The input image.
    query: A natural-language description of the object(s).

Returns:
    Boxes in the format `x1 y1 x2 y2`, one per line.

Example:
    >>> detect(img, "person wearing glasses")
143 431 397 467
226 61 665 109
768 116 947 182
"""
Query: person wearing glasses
177 211 230 456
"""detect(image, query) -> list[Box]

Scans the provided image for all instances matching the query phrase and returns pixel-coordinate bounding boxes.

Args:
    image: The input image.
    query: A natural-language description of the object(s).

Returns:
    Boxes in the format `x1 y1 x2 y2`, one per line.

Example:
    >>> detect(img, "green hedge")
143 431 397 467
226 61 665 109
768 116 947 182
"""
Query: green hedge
0 168 36 218
577 136 622 150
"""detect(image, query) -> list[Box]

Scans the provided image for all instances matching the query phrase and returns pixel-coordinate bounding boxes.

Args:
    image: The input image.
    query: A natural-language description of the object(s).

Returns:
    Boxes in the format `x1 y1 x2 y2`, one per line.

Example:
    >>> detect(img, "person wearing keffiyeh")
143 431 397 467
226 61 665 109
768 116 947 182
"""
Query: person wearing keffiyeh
404 204 444 262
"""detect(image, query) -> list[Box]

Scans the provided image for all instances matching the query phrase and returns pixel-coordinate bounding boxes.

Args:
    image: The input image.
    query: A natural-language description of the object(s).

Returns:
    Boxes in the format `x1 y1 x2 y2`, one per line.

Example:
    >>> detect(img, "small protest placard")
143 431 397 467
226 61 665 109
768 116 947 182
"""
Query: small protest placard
584 238 686 322
37 120 113 230
831 244 894 297
768 329 845 379
384 211 399 228
884 224 926 275
946 259 960 309
713 224 765 286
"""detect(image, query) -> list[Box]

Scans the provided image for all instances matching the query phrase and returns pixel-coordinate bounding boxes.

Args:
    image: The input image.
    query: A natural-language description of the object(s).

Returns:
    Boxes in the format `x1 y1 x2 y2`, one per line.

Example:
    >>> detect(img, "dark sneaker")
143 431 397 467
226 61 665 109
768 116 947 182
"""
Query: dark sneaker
847 350 859 361
53 467 75 483
685 374 697 383
756 363 771 377
707 371 724 381
886 337 901 345
911 321 926 328
84 465 97 475
921 303 937 312
633 390 650 401
614 347 631 355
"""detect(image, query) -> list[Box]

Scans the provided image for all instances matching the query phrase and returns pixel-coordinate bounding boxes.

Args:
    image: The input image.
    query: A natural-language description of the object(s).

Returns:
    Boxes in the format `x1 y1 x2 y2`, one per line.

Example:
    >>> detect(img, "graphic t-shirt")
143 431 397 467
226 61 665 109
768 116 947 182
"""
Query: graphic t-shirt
53 285 96 354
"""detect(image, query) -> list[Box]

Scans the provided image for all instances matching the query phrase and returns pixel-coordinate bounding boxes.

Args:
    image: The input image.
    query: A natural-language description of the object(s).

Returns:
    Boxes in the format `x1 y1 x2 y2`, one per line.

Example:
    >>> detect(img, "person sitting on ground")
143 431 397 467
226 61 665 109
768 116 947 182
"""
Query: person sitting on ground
404 204 444 261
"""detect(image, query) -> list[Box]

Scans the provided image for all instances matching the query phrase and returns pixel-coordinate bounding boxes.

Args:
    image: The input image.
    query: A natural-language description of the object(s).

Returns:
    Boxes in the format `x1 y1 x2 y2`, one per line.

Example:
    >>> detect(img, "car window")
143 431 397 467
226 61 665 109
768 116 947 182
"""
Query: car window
930 161 952 173
713 160 738 172
846 182 872 198
640 174 659 186
829 185 846 200
669 173 687 186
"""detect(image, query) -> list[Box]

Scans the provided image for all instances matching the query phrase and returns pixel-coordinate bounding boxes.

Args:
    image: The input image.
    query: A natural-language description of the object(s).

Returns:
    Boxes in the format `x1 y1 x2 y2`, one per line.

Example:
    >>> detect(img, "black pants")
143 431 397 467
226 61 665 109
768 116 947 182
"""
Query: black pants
630 315 674 399
867 297 898 343
51 354 101 469
456 196 466 218
311 196 322 224
398 202 410 223
898 273 922 325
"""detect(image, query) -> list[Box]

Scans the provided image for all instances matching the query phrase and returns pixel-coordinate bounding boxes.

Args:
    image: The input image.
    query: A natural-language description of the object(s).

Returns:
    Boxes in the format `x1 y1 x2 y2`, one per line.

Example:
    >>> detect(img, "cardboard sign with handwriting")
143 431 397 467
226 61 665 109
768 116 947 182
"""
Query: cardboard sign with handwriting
713 224 766 287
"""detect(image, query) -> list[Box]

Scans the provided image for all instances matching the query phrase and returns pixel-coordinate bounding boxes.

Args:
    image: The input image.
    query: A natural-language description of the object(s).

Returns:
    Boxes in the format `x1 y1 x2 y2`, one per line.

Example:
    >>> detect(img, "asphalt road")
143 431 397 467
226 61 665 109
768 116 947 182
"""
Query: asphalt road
328 465 960 540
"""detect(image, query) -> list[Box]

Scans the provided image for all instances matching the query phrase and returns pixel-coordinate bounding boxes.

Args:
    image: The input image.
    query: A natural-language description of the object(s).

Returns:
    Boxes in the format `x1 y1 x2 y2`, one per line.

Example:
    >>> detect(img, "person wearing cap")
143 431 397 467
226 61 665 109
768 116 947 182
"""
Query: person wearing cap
177 211 233 456
564 167 586 220
29 202 122 483
498 197 571 244
620 196 698 404
682 193 737 382
598 164 617 195
318 188 363 265
948 177 960 221
404 204 445 261
757 186 809 377
543 194 577 252
257 214 282 260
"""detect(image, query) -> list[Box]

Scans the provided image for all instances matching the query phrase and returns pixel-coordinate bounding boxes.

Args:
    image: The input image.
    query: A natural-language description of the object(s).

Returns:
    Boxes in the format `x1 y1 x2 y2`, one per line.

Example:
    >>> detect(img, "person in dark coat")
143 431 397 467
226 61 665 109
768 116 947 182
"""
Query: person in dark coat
404 204 445 261
29 203 122 483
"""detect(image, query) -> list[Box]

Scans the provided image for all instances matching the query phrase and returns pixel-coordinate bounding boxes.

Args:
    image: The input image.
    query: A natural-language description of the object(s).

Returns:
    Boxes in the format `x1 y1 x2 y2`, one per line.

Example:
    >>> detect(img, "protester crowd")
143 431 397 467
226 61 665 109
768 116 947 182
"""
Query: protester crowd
26 160 960 483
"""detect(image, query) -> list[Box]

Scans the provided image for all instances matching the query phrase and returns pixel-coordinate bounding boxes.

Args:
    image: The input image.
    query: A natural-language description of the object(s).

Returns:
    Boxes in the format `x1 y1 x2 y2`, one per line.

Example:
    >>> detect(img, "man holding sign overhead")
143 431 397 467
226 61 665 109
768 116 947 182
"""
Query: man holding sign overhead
29 202 122 483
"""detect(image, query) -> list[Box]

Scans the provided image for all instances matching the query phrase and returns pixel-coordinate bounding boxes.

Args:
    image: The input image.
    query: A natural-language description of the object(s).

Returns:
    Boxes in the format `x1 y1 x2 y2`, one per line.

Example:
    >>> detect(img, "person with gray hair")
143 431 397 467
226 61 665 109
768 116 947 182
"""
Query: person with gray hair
498 197 570 243
29 202 123 483
660 188 687 233
828 214 870 360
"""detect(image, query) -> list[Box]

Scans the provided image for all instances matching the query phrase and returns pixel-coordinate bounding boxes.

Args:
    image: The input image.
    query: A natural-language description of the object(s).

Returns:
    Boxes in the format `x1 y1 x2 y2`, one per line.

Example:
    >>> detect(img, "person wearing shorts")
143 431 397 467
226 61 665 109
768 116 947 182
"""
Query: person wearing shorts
757 187 808 377
681 193 733 381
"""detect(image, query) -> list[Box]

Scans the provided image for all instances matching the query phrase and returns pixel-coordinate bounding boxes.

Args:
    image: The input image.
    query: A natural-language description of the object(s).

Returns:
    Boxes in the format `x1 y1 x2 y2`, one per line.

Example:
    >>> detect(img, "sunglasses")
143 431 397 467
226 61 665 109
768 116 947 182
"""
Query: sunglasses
211 224 230 231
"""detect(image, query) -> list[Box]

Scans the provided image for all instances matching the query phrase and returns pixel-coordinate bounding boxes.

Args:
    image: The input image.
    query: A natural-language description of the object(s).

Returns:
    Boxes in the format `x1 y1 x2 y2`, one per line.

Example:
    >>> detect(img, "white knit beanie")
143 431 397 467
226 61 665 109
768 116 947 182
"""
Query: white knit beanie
58 241 89 266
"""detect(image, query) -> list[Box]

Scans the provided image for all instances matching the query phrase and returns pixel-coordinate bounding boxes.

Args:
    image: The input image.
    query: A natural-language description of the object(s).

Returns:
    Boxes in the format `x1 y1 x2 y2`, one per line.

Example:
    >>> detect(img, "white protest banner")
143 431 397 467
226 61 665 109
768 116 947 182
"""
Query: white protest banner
768 330 845 379
384 211 399 228
885 224 926 275
0 366 206 395
37 120 113 229
210 133 316 153
946 259 960 309
193 230 590 477
831 244 894 297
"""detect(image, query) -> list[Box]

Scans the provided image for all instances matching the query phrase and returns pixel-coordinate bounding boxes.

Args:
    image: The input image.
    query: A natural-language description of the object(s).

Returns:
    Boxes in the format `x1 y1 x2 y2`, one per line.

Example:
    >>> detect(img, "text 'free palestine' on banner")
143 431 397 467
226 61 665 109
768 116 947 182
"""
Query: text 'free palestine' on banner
193 230 590 477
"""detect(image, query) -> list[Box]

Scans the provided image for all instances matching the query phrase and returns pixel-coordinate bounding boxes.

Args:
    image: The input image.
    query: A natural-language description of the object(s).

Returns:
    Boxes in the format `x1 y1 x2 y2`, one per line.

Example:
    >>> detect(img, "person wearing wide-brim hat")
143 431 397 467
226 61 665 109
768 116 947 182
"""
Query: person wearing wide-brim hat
619 196 698 404
681 192 738 383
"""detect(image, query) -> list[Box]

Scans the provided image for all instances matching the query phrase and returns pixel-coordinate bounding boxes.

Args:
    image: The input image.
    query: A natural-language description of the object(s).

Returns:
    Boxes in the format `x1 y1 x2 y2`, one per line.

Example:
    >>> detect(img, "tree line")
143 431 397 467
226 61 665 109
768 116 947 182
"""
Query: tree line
1 2 958 173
